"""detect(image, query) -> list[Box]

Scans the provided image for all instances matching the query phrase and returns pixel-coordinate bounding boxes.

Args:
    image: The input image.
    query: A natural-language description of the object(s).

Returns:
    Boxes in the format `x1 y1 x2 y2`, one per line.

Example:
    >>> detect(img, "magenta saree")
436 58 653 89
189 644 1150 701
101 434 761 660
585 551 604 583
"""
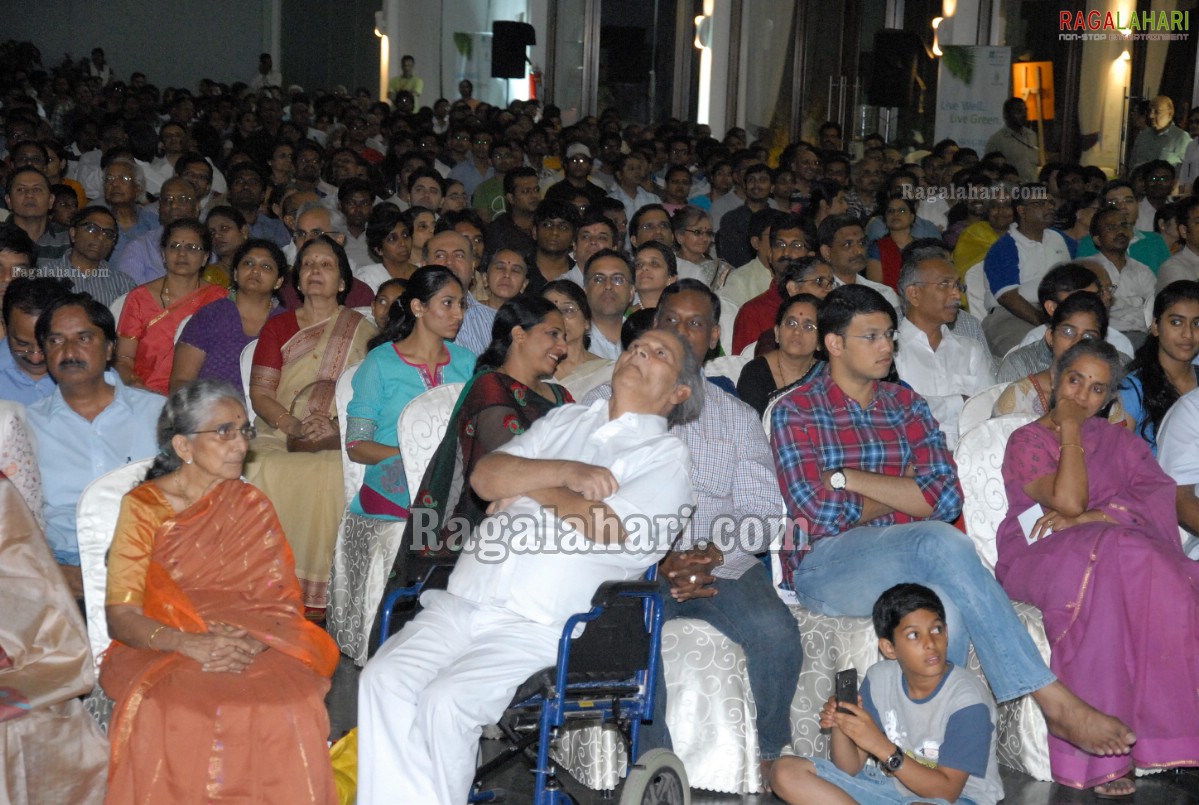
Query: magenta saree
996 417 1199 789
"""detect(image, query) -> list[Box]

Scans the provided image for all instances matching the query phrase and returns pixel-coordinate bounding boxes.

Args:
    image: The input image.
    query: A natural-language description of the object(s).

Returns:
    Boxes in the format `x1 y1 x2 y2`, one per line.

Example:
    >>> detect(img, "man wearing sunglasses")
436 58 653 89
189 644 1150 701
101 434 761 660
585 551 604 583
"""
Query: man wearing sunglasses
894 242 996 449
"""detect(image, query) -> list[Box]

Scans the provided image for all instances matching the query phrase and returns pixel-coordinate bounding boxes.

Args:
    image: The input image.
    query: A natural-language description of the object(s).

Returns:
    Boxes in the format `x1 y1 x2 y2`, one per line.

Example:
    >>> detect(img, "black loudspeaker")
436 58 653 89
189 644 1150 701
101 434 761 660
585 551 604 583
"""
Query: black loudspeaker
866 29 922 108
492 21 536 78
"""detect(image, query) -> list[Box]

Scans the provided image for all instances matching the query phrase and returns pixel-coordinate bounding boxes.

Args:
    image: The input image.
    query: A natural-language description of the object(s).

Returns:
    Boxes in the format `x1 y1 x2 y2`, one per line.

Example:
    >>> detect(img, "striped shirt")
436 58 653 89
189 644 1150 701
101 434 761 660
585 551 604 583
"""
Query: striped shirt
35 254 137 307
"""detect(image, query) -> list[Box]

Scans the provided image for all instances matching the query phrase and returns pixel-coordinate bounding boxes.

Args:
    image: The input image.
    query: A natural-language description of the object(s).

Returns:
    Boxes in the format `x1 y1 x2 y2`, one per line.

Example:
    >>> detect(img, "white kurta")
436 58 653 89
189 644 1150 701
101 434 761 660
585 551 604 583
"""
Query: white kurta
895 317 996 450
358 400 695 804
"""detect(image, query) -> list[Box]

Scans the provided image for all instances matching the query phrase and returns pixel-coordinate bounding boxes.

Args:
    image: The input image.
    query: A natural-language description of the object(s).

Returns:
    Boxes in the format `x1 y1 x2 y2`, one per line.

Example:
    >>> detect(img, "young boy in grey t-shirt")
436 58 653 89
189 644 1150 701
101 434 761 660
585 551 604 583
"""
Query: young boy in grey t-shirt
770 583 1004 805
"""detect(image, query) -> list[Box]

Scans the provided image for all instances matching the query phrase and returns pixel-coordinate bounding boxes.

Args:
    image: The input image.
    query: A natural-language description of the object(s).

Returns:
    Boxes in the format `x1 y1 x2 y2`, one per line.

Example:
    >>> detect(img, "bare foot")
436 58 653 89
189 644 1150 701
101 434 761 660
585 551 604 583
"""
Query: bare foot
1034 681 1135 756
1094 774 1135 799
759 758 776 794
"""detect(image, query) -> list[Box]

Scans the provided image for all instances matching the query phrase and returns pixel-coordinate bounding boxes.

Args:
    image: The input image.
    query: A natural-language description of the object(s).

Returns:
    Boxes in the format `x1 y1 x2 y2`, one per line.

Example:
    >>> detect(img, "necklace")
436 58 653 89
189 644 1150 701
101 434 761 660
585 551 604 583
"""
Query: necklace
160 276 201 308
771 352 814 388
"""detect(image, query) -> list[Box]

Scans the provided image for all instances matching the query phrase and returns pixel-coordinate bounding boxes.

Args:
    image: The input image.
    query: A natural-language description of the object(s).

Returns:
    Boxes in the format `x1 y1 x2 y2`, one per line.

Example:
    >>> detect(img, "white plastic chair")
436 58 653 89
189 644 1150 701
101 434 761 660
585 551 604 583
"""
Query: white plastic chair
954 413 1035 571
704 354 750 385
76 458 155 671
109 292 127 325
958 382 1010 440
398 382 465 495
239 340 257 413
738 341 756 358
718 298 739 357
173 314 193 344
335 362 364 506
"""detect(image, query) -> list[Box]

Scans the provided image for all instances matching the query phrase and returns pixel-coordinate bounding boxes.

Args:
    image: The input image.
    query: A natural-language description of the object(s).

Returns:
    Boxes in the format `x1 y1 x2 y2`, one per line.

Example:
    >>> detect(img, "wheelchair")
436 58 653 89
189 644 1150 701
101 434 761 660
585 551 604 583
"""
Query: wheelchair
377 562 690 805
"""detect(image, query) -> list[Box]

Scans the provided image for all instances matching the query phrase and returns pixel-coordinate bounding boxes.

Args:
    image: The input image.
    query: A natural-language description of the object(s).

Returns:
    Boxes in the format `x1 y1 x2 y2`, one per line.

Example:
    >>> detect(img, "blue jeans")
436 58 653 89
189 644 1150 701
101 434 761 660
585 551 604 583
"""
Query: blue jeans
808 757 977 805
792 521 1054 703
640 562 803 759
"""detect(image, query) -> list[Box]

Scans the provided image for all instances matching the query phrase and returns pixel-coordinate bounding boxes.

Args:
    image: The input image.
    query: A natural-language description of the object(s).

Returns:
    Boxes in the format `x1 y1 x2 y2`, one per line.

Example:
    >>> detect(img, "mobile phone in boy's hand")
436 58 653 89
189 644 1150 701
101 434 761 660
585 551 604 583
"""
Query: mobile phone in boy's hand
835 668 858 715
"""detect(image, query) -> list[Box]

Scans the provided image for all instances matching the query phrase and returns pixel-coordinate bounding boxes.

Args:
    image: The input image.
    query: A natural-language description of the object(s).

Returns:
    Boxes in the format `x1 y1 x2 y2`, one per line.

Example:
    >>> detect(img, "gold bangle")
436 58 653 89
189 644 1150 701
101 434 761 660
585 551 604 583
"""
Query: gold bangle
1060 443 1085 453
274 412 291 430
147 624 168 650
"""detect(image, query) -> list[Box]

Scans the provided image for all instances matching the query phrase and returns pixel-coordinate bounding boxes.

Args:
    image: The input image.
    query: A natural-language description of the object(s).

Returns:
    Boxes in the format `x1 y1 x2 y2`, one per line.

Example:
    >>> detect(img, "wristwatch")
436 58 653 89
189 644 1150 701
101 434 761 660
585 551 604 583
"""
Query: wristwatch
882 746 905 774
828 468 848 491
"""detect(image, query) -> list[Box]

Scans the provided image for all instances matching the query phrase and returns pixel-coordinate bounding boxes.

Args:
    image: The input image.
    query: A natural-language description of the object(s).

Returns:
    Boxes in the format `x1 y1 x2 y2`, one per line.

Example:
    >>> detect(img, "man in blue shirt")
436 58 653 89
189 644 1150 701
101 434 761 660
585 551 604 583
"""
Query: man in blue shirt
0 276 70 404
26 293 164 596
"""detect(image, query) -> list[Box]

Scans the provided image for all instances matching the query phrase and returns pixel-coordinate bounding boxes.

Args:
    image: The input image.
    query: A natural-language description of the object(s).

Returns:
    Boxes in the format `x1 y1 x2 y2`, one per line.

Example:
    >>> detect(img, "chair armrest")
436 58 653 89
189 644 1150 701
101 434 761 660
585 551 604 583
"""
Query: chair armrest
589 579 659 608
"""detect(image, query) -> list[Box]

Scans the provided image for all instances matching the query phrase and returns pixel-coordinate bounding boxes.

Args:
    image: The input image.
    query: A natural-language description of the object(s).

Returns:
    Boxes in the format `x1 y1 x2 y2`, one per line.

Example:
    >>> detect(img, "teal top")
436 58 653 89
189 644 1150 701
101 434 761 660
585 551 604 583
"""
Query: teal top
346 340 476 519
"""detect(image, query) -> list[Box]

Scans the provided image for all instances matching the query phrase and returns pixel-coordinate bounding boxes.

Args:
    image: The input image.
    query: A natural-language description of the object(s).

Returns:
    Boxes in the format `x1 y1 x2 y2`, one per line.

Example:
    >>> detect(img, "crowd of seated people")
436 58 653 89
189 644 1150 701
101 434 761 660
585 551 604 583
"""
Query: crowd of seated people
3 46 1199 803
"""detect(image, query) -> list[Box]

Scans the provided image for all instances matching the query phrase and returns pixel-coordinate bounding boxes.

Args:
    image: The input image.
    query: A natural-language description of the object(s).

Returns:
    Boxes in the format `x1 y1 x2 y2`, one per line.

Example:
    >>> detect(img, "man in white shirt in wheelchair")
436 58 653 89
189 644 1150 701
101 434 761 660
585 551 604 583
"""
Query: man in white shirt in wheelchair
358 328 703 804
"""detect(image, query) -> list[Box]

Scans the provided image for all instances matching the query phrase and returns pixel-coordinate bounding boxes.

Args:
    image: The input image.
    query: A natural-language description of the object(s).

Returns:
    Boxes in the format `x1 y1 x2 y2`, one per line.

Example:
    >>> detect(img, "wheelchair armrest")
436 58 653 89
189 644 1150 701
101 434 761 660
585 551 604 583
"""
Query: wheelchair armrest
589 579 658 608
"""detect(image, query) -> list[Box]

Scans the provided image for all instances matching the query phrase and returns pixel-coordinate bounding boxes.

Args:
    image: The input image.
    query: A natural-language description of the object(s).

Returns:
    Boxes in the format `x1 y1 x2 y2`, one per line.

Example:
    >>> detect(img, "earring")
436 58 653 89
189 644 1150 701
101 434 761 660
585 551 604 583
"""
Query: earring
185 458 193 465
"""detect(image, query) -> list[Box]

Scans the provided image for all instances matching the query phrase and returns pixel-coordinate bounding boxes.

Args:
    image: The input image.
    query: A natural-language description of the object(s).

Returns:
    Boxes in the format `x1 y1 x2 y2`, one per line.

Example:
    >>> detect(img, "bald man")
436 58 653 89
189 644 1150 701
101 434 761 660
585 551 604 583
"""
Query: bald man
1131 95 1191 171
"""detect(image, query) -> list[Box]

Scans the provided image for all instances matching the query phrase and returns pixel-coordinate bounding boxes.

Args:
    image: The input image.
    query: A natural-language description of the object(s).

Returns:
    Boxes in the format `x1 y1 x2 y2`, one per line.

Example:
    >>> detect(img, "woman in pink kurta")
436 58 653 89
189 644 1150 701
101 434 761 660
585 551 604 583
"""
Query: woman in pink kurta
996 339 1199 796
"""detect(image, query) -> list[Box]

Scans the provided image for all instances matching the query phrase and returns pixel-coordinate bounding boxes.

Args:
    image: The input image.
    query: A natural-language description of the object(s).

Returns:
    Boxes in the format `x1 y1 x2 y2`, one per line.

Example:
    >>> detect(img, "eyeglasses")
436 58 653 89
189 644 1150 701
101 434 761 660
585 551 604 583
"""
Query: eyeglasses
912 278 966 292
638 220 670 232
773 239 809 251
166 241 206 253
181 170 213 184
844 329 898 343
553 303 581 318
189 423 257 441
161 194 196 205
780 320 818 332
588 273 628 287
683 228 714 238
796 276 836 289
294 228 328 241
104 174 136 184
10 345 43 358
1054 325 1099 340
79 221 118 241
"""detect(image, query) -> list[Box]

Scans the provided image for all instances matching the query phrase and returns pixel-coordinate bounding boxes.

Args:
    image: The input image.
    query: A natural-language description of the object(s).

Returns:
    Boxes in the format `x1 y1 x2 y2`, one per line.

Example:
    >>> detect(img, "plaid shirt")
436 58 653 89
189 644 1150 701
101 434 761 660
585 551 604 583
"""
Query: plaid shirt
770 366 962 589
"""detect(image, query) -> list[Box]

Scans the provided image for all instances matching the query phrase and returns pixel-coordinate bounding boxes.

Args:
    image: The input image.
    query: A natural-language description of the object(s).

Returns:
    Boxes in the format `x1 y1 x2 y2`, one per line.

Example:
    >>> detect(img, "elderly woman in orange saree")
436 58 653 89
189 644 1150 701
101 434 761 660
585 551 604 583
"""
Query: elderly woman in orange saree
245 236 375 613
102 380 339 803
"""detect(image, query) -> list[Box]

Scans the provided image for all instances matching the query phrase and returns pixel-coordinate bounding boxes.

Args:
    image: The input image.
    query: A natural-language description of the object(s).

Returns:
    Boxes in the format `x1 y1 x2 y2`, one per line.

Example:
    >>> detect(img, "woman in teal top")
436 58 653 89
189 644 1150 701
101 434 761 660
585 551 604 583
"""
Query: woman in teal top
345 266 475 519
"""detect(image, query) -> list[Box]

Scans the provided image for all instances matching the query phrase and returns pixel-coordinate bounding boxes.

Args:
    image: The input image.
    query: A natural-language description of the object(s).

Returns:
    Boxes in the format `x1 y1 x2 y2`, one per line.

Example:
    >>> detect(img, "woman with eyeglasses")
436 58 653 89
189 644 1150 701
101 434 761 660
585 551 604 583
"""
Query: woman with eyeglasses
747 256 837 356
866 192 917 290
170 239 286 393
1117 280 1199 455
993 291 1127 425
541 279 613 399
737 293 825 416
672 205 733 289
101 379 340 804
116 218 227 394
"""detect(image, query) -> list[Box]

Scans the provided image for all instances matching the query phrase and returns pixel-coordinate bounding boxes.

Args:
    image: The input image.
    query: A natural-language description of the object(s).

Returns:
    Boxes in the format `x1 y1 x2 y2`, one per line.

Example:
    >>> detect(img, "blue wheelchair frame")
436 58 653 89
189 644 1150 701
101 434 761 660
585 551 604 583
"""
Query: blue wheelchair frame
376 566 665 804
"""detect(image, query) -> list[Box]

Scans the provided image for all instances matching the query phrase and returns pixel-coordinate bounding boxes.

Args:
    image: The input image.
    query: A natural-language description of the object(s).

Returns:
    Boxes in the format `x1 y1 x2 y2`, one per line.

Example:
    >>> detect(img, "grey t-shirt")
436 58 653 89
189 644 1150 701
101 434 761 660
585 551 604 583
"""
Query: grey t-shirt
860 660 1004 805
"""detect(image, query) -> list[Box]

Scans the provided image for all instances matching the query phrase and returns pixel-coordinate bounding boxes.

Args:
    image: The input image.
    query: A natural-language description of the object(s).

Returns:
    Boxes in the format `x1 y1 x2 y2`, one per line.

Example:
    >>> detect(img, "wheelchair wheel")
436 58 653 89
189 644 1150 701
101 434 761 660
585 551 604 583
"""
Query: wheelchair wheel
618 748 689 805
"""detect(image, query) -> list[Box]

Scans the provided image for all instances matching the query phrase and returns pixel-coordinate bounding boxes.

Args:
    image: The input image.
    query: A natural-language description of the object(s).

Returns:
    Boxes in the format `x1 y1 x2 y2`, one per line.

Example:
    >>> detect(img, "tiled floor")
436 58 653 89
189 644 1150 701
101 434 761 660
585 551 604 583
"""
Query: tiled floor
330 656 1199 803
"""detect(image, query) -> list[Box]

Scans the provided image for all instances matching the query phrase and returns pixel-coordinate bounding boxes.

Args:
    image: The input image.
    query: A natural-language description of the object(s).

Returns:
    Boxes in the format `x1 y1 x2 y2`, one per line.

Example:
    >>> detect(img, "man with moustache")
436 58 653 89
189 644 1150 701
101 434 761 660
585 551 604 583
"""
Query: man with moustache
25 293 164 596
893 243 995 449
731 212 817 353
582 248 635 360
1084 208 1156 344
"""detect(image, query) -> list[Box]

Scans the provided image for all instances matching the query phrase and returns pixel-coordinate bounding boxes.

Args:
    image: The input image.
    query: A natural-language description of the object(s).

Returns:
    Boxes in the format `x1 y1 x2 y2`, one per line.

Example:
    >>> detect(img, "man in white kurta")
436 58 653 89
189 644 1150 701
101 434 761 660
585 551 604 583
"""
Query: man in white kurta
894 245 996 450
1083 208 1156 341
358 329 701 804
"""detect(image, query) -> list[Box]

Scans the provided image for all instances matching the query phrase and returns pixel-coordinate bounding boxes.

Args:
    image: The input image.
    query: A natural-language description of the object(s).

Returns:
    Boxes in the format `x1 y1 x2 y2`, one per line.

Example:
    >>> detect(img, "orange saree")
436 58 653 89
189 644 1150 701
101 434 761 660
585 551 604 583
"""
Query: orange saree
100 479 339 804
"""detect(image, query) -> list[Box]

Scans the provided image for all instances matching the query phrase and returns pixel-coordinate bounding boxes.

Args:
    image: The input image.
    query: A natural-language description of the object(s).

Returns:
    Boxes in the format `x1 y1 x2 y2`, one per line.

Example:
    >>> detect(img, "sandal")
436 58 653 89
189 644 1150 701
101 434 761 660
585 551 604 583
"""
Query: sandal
1094 774 1135 799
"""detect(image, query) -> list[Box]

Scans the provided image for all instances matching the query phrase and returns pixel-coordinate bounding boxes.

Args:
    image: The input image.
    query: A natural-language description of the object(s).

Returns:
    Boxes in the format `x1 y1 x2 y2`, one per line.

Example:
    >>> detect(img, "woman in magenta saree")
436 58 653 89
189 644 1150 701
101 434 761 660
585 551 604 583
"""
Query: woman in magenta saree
996 340 1199 796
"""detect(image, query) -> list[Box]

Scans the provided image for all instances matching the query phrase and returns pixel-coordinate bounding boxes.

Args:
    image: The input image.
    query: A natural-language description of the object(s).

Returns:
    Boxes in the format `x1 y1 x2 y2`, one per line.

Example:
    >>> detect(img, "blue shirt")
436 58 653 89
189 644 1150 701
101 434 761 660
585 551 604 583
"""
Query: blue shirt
454 294 496 356
248 213 292 248
26 371 165 565
0 339 56 405
110 206 160 269
117 225 166 285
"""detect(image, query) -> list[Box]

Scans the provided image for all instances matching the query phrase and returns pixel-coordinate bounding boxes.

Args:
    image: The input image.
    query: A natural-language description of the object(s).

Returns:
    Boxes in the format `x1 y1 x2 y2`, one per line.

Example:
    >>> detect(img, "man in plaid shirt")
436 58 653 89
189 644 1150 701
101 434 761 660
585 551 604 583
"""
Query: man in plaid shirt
769 283 1136 762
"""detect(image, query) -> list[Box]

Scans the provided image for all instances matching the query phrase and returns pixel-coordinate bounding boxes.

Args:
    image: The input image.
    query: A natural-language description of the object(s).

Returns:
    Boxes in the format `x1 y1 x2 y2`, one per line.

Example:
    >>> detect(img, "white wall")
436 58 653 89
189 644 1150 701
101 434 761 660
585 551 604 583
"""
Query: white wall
1 0 270 89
